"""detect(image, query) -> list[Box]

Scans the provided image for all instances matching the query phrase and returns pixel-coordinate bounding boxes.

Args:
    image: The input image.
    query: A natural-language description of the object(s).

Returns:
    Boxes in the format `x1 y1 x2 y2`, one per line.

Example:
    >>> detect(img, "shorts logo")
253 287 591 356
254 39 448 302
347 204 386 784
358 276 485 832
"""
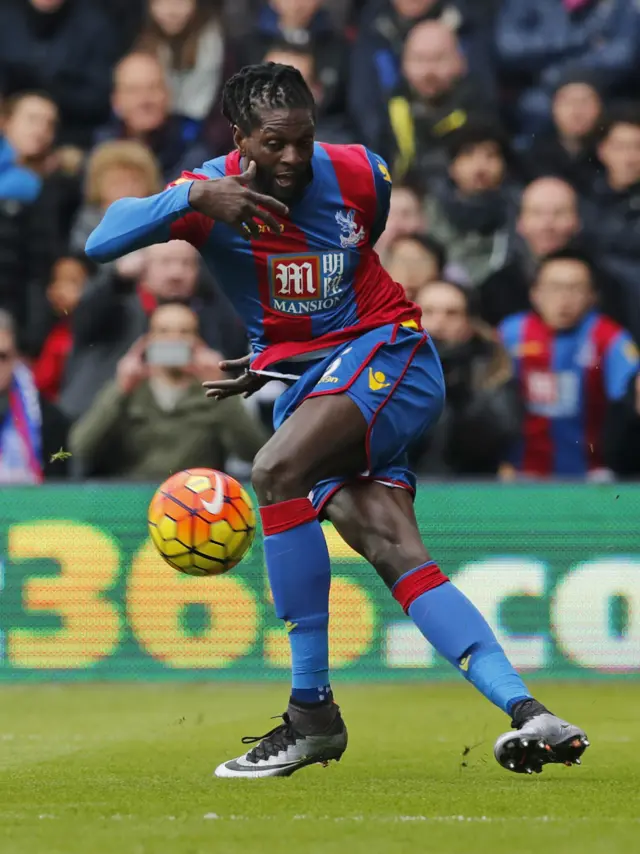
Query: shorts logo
269 252 346 315
368 369 390 392
320 356 342 384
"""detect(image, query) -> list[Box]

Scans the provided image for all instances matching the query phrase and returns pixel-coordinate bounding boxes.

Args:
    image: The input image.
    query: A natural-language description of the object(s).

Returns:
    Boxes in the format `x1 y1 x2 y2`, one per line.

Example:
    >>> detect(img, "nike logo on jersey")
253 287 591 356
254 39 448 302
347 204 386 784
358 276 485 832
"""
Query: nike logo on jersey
368 369 391 392
459 655 471 672
201 472 225 515
285 621 298 633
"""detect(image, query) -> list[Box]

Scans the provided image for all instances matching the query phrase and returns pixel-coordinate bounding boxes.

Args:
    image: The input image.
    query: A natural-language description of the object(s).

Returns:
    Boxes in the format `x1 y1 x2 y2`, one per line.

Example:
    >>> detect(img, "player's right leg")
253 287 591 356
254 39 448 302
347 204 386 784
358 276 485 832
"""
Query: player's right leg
325 482 589 775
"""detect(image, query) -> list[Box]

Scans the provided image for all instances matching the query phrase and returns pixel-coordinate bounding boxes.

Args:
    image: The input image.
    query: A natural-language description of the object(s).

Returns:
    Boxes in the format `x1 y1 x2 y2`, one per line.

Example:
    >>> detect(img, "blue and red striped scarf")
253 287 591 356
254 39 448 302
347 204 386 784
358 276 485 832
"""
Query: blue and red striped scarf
0 364 43 484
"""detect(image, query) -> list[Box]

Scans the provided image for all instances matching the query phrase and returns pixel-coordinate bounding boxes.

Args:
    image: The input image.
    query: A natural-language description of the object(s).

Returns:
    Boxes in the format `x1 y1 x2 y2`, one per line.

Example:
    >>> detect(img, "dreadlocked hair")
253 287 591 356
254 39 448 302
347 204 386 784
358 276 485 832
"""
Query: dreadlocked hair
222 63 316 133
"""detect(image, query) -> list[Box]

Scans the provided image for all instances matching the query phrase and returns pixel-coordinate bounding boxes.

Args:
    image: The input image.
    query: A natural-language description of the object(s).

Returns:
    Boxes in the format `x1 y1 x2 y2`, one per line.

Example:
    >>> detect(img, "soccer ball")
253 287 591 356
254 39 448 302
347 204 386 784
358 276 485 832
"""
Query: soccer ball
148 468 256 576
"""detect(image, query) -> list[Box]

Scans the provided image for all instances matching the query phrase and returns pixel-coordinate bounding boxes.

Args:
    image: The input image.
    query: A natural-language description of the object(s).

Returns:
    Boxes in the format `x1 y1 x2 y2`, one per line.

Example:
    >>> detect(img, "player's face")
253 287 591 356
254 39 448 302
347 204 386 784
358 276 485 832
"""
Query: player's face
531 259 596 330
239 108 315 203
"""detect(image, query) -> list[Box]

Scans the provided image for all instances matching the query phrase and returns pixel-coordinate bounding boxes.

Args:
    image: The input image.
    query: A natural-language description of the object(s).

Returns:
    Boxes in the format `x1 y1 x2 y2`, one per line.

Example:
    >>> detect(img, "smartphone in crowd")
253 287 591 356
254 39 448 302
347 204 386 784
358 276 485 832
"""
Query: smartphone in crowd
146 341 192 367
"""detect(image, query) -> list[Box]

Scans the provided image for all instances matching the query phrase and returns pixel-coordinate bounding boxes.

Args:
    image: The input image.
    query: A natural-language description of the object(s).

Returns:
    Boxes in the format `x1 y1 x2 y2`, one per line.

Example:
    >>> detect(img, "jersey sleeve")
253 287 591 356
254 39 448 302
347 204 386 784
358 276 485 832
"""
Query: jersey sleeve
85 171 213 262
364 148 393 246
604 330 640 400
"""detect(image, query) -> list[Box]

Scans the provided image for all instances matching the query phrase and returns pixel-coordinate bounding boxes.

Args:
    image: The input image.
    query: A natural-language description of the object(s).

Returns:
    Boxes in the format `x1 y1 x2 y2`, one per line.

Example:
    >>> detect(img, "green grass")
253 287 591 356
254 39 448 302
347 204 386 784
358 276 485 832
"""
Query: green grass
0 682 637 854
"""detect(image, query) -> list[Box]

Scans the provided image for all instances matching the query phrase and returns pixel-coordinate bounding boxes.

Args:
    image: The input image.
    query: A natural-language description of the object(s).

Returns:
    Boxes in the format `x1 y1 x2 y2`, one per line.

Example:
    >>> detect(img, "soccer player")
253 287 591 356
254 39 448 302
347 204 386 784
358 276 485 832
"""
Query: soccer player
86 63 588 779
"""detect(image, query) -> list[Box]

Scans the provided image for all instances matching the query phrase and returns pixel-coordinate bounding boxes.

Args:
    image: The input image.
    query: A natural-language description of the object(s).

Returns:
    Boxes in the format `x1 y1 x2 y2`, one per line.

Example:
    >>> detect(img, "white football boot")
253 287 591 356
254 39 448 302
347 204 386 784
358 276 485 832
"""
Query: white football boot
214 700 347 779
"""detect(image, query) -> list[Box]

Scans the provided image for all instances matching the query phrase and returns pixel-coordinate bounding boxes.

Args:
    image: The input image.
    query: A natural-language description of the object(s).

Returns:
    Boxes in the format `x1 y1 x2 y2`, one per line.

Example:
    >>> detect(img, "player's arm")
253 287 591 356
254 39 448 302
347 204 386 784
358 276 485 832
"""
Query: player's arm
85 179 197 262
85 162 289 263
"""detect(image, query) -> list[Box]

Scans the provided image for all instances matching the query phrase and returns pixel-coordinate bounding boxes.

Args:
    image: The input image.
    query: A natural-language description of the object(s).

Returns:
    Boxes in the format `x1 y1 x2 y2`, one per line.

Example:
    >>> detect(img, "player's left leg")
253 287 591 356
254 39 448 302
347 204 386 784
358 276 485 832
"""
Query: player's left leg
214 392 371 778
325 481 590 775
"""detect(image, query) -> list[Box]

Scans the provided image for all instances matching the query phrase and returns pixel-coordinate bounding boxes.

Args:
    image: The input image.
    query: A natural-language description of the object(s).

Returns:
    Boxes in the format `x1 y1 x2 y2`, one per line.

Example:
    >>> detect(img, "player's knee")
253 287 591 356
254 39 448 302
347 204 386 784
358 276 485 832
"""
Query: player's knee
251 450 306 505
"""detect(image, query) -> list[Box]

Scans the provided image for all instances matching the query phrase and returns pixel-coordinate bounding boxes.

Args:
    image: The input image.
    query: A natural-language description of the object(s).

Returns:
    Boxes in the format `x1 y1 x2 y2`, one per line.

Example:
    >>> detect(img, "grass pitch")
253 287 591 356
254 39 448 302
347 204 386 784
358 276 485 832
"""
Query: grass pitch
1 682 637 854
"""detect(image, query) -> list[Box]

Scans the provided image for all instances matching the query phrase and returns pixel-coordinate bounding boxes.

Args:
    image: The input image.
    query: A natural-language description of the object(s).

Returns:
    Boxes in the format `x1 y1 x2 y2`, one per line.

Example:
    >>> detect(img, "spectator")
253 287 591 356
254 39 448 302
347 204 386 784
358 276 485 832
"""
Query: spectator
0 93 58 342
349 0 491 155
523 71 603 193
384 233 445 301
32 253 93 401
411 279 521 475
59 240 248 419
495 0 640 137
247 1 348 120
375 184 426 263
95 52 209 183
0 0 118 147
136 0 236 156
425 119 518 288
0 309 69 482
69 140 162 254
499 249 640 478
262 44 353 143
479 176 581 327
380 21 496 181
69 302 267 479
590 106 640 344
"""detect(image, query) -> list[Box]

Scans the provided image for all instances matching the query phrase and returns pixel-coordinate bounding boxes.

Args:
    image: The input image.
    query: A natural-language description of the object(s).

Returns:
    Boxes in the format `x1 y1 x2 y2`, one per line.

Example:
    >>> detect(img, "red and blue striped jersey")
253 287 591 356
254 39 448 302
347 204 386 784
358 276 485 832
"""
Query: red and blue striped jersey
499 310 640 476
85 143 421 373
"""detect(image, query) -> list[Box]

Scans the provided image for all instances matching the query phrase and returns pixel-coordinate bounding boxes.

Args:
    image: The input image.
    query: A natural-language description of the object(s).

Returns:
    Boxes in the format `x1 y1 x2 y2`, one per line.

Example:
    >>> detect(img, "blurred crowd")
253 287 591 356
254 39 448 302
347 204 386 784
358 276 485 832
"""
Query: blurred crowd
2 0 640 484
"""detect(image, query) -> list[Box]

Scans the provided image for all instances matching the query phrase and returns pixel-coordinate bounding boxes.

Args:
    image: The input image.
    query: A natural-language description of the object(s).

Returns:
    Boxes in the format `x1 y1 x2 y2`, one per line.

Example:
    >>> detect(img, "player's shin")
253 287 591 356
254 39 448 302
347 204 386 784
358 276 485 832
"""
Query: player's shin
393 563 531 714
260 498 333 706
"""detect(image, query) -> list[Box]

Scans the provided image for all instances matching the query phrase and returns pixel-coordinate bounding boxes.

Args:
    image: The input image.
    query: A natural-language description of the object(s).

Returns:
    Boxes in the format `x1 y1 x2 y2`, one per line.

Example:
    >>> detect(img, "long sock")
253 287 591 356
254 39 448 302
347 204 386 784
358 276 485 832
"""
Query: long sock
260 498 332 706
393 562 531 714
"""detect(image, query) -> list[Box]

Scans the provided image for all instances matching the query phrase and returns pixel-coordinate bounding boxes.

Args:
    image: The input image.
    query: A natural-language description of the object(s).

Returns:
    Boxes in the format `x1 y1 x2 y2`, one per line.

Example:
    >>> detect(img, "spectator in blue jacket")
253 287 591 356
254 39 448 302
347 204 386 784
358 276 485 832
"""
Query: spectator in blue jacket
0 0 119 148
348 0 490 156
495 0 640 137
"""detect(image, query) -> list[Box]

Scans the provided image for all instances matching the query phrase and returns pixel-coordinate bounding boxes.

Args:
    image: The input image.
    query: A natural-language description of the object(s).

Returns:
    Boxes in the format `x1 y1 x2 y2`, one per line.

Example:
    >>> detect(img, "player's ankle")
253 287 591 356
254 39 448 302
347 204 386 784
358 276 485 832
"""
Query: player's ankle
510 698 551 728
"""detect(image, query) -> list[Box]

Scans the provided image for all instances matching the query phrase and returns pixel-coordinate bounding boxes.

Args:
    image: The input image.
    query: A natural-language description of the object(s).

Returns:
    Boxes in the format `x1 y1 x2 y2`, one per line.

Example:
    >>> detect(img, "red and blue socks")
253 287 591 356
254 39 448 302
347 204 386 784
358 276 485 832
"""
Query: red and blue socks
393 562 531 714
260 498 333 706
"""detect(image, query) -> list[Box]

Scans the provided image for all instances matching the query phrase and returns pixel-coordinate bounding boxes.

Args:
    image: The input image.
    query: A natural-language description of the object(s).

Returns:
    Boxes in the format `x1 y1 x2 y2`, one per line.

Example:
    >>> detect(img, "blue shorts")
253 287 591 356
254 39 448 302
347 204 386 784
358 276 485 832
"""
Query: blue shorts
272 323 445 515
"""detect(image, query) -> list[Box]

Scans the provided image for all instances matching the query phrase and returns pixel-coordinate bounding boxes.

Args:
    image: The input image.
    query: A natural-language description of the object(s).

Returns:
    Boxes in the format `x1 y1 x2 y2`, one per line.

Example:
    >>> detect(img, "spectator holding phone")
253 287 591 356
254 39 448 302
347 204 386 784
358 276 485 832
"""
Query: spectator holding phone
69 302 267 479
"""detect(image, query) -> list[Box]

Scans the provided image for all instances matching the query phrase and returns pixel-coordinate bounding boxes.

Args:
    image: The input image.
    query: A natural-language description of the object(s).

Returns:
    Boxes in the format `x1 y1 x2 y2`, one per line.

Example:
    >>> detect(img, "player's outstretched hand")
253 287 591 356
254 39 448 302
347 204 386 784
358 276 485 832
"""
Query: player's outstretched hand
188 161 289 240
203 354 269 400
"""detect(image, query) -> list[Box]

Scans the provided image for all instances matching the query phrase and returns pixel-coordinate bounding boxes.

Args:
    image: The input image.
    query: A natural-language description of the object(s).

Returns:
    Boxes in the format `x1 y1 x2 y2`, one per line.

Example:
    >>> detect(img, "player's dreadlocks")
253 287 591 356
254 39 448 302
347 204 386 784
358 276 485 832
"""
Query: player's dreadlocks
222 63 316 133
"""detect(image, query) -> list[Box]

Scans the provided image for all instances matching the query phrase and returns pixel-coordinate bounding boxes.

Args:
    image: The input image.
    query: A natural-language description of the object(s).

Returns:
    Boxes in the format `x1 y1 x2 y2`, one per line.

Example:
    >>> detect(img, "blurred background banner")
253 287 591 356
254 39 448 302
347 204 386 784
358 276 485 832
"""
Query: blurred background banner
0 482 638 682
